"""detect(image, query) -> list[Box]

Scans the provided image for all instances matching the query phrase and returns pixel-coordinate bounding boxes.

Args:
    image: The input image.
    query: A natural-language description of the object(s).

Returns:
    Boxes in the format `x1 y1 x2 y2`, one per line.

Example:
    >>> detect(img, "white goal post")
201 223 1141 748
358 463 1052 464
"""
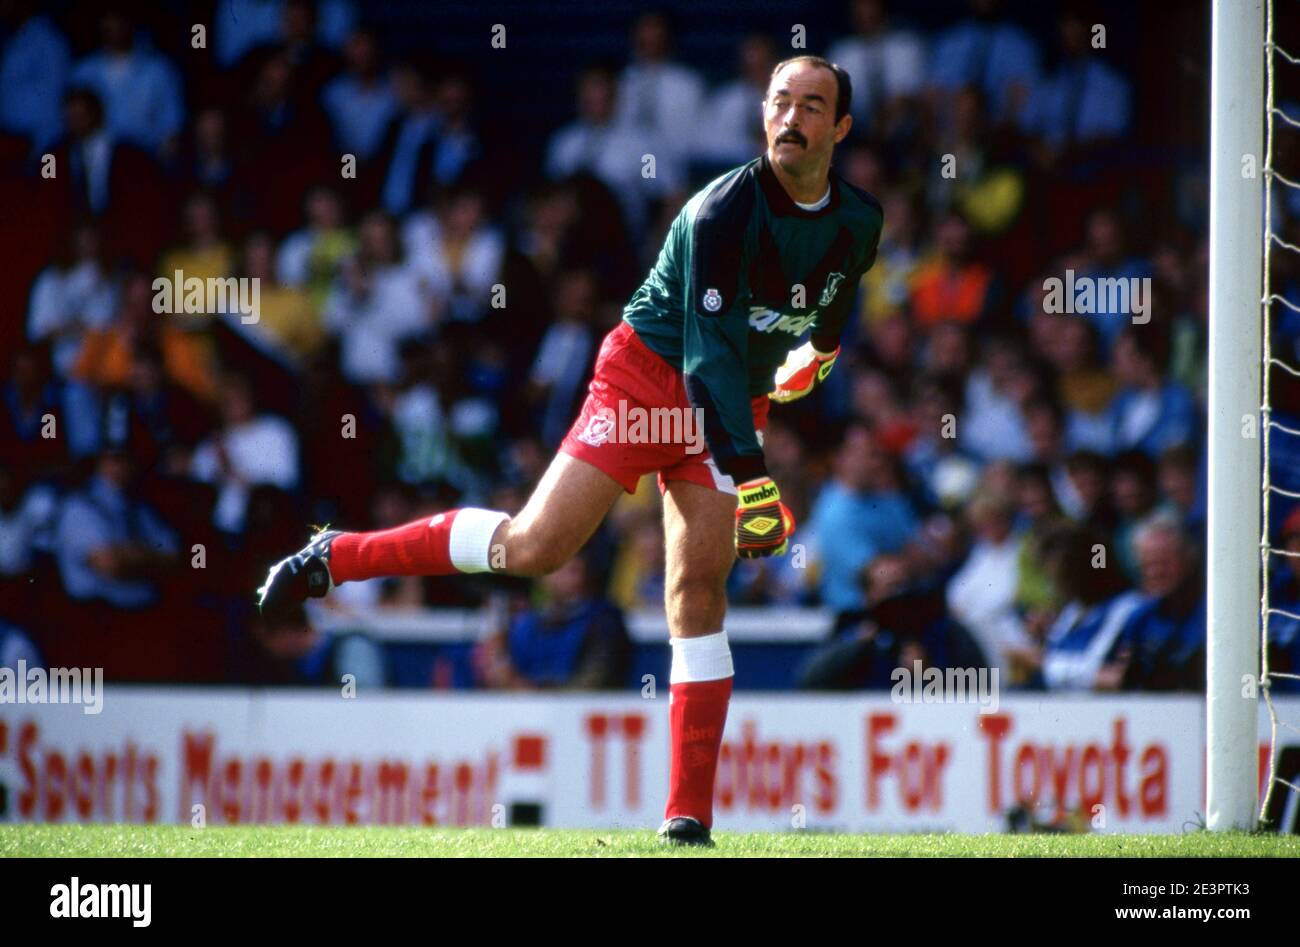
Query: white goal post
1206 0 1264 831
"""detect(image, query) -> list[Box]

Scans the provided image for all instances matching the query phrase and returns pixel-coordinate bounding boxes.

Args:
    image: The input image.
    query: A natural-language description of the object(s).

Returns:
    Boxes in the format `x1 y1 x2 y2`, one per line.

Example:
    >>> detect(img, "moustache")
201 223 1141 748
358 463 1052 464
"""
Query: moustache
776 131 807 147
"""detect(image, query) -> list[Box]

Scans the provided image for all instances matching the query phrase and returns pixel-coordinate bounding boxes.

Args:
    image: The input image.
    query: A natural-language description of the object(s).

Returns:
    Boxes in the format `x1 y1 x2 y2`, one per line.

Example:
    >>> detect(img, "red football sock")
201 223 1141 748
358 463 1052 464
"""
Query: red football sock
664 677 733 828
328 508 507 583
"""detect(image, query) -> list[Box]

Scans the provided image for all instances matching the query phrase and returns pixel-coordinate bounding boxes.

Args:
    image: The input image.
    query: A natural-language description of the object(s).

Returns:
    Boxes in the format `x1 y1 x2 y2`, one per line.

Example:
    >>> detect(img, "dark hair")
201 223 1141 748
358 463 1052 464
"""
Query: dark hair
768 55 852 123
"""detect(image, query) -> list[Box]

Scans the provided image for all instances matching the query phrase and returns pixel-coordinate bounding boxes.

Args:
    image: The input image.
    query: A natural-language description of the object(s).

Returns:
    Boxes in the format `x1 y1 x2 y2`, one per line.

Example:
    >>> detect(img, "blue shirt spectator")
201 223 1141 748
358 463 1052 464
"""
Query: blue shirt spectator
482 556 631 690
928 7 1041 123
321 30 398 160
810 427 920 612
1107 327 1198 457
1103 513 1206 691
0 11 71 152
1042 590 1142 690
55 454 180 609
1022 57 1131 147
69 15 185 155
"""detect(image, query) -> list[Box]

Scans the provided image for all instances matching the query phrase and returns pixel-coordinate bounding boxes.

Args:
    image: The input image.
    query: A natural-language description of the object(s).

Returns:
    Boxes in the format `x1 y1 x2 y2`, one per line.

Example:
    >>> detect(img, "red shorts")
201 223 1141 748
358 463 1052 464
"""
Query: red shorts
560 322 769 495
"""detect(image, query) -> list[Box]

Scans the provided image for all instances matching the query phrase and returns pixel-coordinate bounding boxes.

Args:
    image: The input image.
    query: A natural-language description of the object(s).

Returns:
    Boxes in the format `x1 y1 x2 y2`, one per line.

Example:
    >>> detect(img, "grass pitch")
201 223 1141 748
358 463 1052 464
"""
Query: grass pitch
3 825 1298 857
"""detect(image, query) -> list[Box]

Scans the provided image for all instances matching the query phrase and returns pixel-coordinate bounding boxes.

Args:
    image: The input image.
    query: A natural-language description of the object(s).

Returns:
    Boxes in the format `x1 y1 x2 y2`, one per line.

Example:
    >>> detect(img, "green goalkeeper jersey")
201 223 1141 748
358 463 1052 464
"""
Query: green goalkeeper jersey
623 154 883 482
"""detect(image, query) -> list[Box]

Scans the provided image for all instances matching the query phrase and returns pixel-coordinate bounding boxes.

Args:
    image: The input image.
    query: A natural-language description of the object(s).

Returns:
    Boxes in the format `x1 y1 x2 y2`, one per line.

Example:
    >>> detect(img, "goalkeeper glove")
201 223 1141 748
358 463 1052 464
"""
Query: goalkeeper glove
769 341 839 403
735 476 796 558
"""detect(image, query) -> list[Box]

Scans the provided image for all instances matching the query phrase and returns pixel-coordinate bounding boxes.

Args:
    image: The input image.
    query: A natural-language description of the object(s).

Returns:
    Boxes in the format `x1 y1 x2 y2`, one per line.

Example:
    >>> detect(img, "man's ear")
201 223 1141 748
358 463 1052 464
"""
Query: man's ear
834 113 853 144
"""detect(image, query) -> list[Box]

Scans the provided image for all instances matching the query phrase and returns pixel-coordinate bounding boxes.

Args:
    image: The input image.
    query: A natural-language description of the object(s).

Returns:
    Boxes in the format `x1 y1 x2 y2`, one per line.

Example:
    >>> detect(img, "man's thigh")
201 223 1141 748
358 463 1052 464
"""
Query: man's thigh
498 452 625 575
662 478 737 638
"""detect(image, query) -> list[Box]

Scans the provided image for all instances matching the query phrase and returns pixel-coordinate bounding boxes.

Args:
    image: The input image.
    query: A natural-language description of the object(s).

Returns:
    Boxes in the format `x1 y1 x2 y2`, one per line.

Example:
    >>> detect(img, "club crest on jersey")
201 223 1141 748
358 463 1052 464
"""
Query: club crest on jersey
820 272 845 307
702 288 723 312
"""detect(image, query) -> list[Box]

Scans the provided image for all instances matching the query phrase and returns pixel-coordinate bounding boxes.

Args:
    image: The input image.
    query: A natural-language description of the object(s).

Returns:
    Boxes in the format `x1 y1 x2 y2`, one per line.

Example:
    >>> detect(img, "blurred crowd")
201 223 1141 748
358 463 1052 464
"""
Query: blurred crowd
2 0 1300 694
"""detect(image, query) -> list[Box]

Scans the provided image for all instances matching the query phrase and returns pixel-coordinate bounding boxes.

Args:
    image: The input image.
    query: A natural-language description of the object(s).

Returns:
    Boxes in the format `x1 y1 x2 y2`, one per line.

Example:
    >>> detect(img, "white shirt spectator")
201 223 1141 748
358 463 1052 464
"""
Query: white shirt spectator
827 27 926 124
323 264 427 384
402 214 504 322
546 119 681 236
617 60 704 152
191 415 300 533
28 260 118 377
693 79 765 167
961 370 1034 462
945 531 1032 673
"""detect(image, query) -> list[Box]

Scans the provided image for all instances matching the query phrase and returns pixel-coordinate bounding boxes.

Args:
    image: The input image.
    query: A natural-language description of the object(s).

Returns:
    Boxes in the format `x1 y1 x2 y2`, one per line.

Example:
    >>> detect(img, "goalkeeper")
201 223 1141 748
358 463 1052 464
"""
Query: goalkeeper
258 55 883 846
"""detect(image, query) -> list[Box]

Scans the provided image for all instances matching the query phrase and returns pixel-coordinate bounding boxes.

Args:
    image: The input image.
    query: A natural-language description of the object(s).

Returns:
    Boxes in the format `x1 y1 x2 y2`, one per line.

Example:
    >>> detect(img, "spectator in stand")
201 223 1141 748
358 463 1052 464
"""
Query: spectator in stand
1111 449 1160 581
826 0 926 137
1013 462 1067 614
1 346 75 473
856 190 923 329
73 271 219 404
323 210 428 385
609 512 668 611
169 108 252 226
528 267 599 447
239 232 323 361
1107 325 1199 458
1022 5 1132 162
232 50 333 235
376 58 443 216
68 7 184 157
27 223 118 380
693 33 775 172
0 0 71 153
909 212 998 328
321 28 398 161
1062 449 1116 534
1071 208 1153 353
241 0 345 108
428 71 483 190
1040 315 1115 453
49 87 164 264
190 372 300 534
477 552 632 690
546 62 681 240
55 445 180 608
809 425 920 613
277 186 356 308
927 0 1041 127
616 12 702 167
403 184 504 325
905 373 980 511
944 488 1034 678
1035 523 1143 691
960 333 1034 462
1098 512 1206 692
100 346 211 473
215 0 355 69
157 193 236 316
1157 444 1205 536
0 458 56 586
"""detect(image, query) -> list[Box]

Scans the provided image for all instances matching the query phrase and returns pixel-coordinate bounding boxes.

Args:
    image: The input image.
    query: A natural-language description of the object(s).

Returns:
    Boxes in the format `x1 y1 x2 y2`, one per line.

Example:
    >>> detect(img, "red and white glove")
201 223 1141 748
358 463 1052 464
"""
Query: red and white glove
769 341 840 403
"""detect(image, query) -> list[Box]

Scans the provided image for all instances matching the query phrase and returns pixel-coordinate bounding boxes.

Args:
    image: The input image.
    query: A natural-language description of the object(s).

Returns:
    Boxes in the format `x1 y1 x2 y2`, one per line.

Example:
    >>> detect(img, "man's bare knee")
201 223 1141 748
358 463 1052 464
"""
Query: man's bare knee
667 573 729 632
494 519 574 577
